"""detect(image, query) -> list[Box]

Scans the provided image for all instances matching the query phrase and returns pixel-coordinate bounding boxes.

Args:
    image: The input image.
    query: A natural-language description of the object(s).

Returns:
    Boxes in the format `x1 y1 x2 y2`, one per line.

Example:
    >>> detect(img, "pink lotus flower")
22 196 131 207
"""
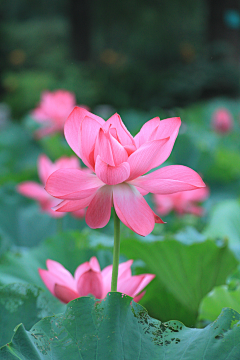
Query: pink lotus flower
211 108 233 134
45 107 205 236
32 90 77 138
17 154 85 218
39 257 155 303
154 187 209 216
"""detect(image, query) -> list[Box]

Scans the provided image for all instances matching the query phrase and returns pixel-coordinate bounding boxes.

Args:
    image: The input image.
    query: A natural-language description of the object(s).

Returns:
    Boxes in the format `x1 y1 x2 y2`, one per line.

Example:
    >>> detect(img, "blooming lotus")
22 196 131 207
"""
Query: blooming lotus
17 154 85 218
45 107 205 236
154 186 209 216
31 90 76 138
211 108 233 134
39 257 155 303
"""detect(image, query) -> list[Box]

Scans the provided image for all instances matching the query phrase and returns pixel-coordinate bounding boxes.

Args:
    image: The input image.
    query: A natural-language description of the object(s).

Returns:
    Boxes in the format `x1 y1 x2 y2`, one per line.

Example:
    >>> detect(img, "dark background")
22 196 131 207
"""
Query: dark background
0 0 240 117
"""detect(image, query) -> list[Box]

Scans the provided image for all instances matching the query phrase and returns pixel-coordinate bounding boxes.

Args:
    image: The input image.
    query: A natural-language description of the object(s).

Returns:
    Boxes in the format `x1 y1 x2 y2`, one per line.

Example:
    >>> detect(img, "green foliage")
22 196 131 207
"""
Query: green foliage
0 283 62 347
1 293 240 359
0 229 237 328
0 231 113 288
199 266 240 323
204 200 240 258
199 284 240 323
119 233 238 326
0 123 40 185
0 95 240 354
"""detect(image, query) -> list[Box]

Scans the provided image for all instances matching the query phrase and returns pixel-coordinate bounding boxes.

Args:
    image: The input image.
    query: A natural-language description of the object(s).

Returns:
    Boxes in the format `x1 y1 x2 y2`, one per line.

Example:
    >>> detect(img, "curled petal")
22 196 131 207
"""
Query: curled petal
77 270 103 299
95 156 130 185
38 269 56 295
94 127 129 167
45 169 104 199
117 272 155 298
54 284 79 303
133 274 156 297
64 106 104 159
113 184 155 236
130 165 206 194
150 117 181 141
89 257 101 272
46 260 76 289
105 113 135 147
53 195 95 212
134 117 160 148
74 262 91 282
123 144 136 156
118 260 134 280
127 138 169 181
148 117 181 169
81 116 104 169
117 275 147 297
109 132 128 165
85 186 113 229
38 269 74 295
94 128 115 166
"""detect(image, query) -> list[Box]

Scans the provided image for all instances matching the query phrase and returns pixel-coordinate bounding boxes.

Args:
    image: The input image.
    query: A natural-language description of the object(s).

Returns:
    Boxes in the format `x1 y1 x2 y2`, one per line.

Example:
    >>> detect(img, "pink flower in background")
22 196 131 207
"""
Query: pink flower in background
32 90 77 138
39 257 155 303
17 154 86 218
45 107 206 236
154 186 209 216
211 108 233 134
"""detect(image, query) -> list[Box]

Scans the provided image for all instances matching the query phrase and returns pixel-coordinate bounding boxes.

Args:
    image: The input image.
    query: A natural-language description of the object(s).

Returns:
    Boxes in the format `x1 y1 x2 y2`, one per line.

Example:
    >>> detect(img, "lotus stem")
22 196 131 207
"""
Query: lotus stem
111 207 121 292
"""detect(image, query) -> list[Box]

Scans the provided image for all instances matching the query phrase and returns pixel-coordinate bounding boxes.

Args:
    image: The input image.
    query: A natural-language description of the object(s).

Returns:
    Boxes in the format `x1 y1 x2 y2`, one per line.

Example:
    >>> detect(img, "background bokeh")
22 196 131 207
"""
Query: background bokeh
1 0 240 116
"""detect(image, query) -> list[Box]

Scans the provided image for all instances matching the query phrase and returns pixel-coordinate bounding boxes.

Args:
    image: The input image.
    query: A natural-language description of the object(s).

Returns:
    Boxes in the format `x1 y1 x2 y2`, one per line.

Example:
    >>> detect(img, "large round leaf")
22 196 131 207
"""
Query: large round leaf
1 293 240 359
118 234 238 326
0 283 63 347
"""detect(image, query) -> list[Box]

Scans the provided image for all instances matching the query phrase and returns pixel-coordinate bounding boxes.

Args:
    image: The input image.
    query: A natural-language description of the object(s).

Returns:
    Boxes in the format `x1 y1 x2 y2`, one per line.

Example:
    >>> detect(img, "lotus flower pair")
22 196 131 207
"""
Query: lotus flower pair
154 187 209 216
17 155 86 218
39 257 155 303
45 107 206 236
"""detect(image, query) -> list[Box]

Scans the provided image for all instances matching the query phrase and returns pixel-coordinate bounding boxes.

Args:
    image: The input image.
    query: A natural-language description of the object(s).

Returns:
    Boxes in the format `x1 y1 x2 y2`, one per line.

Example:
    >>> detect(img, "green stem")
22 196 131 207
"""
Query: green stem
111 207 121 292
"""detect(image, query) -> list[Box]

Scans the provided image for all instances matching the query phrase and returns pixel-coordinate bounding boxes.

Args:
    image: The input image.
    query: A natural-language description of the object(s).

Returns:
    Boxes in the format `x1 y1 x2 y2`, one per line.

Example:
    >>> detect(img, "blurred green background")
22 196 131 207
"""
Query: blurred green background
0 0 240 117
